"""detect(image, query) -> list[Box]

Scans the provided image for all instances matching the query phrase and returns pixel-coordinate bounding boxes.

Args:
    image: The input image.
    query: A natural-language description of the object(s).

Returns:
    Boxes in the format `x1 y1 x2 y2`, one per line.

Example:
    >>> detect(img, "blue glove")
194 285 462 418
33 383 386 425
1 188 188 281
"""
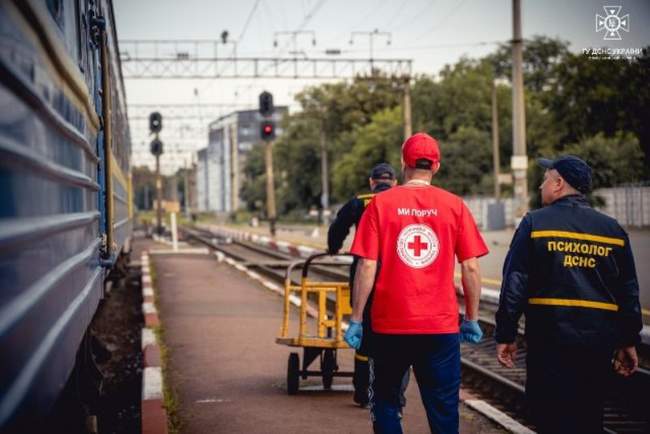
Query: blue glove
460 320 483 344
344 320 363 349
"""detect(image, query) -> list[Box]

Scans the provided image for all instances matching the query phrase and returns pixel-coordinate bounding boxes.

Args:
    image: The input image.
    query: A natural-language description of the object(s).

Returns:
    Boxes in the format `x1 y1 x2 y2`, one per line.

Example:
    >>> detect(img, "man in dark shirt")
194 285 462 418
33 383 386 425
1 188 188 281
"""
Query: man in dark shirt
328 163 397 406
495 155 642 434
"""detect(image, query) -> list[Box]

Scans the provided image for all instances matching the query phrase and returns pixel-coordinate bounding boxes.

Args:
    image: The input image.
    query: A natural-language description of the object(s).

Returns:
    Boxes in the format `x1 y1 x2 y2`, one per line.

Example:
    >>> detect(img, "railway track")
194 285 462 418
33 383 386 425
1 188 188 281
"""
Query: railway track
181 225 650 433
461 321 650 433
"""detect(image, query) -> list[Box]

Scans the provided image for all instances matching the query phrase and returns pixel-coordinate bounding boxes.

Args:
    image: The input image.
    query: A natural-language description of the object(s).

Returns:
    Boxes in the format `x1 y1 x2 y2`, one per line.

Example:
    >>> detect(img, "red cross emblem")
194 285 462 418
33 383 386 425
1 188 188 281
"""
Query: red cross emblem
407 235 429 257
396 224 440 268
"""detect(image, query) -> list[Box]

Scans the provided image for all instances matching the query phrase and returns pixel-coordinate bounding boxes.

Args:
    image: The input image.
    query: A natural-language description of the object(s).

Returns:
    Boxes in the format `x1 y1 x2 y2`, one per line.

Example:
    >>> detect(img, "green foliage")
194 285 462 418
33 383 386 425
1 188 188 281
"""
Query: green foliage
528 131 644 208
332 106 404 199
487 35 571 92
240 74 405 212
273 113 323 213
239 143 267 213
562 132 644 189
545 50 650 171
436 126 492 195
238 37 649 217
412 58 493 138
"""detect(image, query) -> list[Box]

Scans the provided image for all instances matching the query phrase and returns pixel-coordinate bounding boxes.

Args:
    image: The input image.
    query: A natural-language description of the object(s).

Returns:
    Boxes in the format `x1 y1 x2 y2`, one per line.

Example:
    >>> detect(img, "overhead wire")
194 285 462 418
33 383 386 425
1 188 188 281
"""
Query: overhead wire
380 0 411 30
238 0 329 97
237 0 263 45
389 0 436 32
413 0 468 42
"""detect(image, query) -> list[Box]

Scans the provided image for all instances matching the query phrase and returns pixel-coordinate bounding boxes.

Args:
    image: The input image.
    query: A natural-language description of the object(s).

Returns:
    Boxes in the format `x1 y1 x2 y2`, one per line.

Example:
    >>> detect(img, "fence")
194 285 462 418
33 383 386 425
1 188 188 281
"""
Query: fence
463 184 650 230
463 197 514 230
595 185 650 227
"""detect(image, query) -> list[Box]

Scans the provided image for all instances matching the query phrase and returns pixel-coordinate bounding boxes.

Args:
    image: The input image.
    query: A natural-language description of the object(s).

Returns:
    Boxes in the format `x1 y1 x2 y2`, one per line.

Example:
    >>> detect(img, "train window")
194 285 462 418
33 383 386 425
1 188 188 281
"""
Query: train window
46 0 65 30
75 1 86 72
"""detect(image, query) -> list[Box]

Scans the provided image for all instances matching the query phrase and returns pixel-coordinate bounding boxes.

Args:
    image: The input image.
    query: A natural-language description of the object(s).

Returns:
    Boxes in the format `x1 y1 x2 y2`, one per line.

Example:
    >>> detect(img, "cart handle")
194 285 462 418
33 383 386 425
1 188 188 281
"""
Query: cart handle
301 252 354 278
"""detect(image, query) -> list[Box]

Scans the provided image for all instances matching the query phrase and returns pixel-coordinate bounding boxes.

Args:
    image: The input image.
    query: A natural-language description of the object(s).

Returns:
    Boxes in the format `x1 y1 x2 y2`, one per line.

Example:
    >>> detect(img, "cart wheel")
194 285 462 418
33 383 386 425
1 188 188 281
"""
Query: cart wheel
322 349 335 390
287 352 300 395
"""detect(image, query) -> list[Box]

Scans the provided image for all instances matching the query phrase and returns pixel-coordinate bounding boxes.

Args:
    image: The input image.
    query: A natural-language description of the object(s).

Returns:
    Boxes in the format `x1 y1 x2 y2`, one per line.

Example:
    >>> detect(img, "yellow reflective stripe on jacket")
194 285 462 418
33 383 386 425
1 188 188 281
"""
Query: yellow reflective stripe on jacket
356 193 375 207
530 230 624 247
528 297 619 312
355 353 369 362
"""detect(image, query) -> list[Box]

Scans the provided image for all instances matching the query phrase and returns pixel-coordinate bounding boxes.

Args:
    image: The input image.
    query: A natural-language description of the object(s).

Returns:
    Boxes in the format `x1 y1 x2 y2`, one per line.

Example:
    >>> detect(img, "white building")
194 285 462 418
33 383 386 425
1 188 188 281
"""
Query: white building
196 108 287 213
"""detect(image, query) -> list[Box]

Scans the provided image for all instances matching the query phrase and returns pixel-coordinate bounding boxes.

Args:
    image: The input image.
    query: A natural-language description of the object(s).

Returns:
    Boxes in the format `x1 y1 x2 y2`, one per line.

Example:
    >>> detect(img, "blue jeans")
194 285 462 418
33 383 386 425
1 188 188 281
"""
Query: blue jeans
369 334 460 434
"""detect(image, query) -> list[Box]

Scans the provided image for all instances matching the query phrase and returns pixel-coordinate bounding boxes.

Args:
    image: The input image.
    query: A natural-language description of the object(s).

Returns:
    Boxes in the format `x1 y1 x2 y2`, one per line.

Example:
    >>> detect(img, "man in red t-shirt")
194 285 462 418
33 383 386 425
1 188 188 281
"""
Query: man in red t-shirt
345 133 488 433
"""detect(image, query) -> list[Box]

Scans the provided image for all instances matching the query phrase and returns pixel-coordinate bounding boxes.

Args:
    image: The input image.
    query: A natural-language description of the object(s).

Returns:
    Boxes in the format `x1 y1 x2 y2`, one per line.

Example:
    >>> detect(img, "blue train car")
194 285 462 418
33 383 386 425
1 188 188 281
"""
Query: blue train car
0 0 132 429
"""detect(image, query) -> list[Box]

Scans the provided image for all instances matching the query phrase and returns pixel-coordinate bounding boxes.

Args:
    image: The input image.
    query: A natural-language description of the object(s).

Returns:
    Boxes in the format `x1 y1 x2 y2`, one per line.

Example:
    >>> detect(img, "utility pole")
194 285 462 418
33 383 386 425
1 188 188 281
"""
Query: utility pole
511 0 528 218
230 123 239 212
320 118 329 223
184 159 190 219
492 80 501 200
265 142 277 236
403 76 412 140
155 152 162 234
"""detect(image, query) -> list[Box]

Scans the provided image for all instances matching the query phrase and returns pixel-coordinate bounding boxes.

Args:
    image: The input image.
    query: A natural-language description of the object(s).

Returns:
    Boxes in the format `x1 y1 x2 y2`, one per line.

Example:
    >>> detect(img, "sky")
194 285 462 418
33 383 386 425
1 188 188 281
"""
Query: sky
113 0 650 173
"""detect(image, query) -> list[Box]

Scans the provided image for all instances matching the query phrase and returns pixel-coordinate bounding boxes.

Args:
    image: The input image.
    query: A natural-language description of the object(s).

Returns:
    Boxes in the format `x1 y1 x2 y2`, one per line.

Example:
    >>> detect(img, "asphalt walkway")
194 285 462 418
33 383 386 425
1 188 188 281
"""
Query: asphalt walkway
150 251 506 433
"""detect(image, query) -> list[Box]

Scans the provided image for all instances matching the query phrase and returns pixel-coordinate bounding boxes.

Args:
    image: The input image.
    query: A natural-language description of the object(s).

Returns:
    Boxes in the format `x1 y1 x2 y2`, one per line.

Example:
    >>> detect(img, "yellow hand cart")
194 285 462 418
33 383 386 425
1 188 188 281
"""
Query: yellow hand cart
275 252 354 394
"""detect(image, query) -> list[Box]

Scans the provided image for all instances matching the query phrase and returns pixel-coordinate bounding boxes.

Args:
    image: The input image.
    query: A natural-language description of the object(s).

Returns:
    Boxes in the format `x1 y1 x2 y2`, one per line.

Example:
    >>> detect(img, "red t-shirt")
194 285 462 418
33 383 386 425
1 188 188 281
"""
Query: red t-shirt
350 184 488 334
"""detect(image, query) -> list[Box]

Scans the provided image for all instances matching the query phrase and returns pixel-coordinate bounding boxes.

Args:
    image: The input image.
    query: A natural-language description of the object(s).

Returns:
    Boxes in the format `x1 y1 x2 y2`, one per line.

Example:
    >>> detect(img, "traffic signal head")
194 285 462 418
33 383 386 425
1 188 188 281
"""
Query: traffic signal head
260 121 275 141
259 91 274 117
150 138 163 156
149 112 162 133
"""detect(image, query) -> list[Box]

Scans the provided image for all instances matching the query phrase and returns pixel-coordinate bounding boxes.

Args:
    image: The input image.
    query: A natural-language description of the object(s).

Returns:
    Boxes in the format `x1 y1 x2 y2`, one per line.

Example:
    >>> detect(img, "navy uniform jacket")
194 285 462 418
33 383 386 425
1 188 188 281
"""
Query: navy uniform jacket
495 195 642 349
327 183 392 254
327 183 392 303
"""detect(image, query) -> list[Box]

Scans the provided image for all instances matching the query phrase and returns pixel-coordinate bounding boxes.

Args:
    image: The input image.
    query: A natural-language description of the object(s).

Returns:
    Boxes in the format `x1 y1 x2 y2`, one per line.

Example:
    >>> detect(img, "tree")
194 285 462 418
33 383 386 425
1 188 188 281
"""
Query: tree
528 131 644 209
487 35 571 92
239 144 267 213
332 106 403 200
546 49 650 172
435 126 493 196
562 131 644 189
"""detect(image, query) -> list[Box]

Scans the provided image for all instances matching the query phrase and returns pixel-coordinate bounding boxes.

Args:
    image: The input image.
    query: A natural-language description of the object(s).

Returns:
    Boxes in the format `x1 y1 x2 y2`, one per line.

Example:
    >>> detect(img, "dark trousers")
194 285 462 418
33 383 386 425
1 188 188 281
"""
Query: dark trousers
369 334 460 434
353 308 409 407
526 343 613 434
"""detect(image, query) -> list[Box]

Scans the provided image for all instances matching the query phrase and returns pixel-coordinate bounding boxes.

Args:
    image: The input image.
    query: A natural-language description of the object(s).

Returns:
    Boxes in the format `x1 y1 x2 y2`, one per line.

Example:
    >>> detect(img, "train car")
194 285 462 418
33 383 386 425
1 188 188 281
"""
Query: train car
0 0 132 430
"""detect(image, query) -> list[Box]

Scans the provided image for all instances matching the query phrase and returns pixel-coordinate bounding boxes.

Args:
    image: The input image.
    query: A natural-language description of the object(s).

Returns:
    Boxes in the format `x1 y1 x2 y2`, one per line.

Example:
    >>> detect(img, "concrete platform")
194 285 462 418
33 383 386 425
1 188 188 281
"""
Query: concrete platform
147 248 510 433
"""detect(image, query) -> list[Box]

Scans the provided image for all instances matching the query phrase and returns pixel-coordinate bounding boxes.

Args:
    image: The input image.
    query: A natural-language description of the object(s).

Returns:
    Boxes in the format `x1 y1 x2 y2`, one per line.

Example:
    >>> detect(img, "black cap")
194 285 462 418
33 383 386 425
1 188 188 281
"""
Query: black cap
537 155 593 193
370 163 396 180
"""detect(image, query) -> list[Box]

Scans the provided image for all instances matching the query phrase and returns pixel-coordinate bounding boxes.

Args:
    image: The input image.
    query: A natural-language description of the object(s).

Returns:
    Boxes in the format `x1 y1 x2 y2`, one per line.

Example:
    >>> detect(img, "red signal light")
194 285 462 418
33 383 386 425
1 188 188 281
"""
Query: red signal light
261 121 276 140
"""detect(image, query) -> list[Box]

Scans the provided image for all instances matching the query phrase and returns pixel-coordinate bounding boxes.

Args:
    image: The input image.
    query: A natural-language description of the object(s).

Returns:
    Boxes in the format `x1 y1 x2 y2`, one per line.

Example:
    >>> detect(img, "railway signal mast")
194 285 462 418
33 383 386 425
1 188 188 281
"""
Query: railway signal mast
259 91 277 236
149 111 164 234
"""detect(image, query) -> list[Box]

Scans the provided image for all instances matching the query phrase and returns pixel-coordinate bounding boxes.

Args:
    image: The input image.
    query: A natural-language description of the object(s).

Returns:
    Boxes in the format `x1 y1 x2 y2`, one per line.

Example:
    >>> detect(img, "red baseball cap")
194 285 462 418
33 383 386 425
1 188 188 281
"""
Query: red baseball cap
402 133 440 168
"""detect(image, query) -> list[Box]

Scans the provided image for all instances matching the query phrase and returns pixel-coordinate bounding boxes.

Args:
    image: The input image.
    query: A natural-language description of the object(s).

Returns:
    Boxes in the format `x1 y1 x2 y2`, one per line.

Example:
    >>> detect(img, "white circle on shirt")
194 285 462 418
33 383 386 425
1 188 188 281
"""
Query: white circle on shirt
396 224 440 268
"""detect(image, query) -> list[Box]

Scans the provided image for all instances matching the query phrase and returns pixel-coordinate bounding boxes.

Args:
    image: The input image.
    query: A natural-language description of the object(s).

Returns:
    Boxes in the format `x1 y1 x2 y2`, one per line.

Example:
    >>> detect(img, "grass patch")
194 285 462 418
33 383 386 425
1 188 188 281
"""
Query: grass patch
148 262 158 309
154 325 181 434
148 260 181 434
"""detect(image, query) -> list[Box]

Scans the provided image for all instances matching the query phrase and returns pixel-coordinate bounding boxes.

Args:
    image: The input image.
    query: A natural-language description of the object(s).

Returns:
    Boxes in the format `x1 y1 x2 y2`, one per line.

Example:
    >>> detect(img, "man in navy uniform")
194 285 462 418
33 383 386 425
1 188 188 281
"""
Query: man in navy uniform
328 163 398 406
495 155 642 434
